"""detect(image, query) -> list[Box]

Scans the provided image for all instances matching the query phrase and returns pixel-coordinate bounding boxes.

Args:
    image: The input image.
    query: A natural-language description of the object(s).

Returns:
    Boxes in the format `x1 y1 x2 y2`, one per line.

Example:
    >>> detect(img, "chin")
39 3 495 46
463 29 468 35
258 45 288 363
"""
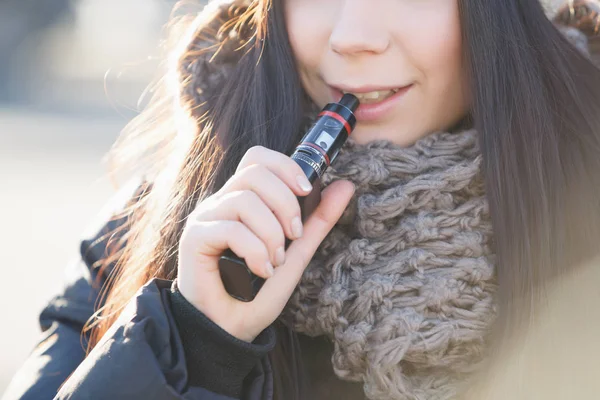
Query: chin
350 125 409 146
352 121 445 147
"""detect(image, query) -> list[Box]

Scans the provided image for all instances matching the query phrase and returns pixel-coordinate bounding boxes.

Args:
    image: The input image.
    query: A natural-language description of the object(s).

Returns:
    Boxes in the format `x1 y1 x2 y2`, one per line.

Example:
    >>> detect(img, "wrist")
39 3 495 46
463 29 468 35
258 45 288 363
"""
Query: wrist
168 280 276 397
177 278 258 343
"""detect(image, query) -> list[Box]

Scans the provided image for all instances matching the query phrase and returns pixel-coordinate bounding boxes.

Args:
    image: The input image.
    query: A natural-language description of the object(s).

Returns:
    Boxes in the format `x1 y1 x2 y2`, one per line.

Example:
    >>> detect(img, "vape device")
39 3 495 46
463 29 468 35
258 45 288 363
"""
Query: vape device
218 94 360 302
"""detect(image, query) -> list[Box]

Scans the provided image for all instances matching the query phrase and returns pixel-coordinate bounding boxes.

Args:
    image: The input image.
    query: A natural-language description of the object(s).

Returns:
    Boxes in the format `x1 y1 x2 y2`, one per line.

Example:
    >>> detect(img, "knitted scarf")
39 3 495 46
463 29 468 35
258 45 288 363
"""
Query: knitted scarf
281 128 497 400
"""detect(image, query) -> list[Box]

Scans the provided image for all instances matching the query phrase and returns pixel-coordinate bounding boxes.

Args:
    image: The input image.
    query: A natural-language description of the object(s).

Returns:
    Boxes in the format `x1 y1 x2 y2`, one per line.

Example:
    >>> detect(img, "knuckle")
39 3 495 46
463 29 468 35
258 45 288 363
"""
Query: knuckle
229 220 246 235
180 220 210 245
190 200 221 222
243 145 267 163
266 224 285 248
240 189 262 204
192 193 218 212
237 145 266 173
270 194 299 229
310 209 331 231
282 196 302 220
238 163 266 181
246 243 269 264
227 190 263 212
247 145 267 156
291 196 302 214
246 162 267 174
267 191 300 231
223 189 253 203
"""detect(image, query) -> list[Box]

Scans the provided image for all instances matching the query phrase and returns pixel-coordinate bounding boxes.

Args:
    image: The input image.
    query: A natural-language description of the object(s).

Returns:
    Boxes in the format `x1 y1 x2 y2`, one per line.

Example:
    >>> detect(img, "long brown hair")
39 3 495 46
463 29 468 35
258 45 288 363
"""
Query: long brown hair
85 0 600 398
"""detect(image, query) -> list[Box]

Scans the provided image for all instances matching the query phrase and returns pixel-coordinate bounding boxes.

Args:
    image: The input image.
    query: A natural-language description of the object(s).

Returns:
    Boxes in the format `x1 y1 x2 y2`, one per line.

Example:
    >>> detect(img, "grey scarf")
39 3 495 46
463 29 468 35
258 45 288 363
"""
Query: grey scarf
281 128 497 400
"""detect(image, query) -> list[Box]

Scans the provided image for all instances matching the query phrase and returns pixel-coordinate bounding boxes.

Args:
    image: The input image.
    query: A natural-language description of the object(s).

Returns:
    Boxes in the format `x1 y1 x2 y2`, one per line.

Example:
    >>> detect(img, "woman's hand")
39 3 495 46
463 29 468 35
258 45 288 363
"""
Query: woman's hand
177 145 355 343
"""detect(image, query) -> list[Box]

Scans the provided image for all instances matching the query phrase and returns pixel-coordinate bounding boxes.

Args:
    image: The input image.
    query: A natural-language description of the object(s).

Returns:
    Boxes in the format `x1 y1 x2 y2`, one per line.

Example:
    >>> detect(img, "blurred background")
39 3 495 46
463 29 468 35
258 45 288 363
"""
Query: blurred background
0 0 204 394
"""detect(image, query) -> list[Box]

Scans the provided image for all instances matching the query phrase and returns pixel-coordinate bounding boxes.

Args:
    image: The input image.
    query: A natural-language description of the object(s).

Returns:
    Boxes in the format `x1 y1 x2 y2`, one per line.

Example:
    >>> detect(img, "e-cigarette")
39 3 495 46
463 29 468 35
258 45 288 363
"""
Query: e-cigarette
218 93 360 302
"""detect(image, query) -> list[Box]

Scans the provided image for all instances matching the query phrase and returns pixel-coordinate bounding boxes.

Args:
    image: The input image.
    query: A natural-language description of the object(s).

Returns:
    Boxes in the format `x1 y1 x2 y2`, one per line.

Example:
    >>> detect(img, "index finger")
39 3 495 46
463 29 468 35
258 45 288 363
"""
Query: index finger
234 145 314 196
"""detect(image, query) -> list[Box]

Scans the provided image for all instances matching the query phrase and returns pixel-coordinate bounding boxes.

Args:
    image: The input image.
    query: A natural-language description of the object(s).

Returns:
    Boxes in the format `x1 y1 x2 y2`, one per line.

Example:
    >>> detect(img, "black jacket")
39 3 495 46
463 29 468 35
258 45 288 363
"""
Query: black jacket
3 178 279 400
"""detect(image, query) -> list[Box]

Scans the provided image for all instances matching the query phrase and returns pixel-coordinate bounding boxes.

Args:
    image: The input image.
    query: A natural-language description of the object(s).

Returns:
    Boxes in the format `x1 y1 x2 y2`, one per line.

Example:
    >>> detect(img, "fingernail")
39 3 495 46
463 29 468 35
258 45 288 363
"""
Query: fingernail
291 216 303 239
265 262 274 277
296 175 312 193
275 246 286 266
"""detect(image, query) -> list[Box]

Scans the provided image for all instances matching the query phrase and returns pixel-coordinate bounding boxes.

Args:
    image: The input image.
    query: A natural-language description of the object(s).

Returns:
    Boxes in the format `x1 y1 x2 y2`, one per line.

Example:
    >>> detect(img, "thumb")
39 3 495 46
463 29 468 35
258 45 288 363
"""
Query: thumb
252 179 355 313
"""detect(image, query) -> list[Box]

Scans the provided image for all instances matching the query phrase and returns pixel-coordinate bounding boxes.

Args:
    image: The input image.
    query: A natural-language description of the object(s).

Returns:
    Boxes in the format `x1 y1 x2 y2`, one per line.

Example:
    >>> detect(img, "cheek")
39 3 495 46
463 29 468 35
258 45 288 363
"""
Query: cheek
284 0 338 104
284 2 330 75
401 3 466 122
407 6 462 87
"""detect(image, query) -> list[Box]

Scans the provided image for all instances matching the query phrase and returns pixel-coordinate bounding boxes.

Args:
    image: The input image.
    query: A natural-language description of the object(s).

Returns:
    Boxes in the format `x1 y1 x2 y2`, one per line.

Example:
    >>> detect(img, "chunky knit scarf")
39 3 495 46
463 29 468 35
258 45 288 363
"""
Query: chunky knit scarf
281 128 497 400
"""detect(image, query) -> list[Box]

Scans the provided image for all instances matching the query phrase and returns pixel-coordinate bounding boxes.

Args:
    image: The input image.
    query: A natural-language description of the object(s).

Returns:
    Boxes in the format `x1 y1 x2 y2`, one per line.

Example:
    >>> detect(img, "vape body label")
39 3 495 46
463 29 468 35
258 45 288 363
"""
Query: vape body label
291 145 327 178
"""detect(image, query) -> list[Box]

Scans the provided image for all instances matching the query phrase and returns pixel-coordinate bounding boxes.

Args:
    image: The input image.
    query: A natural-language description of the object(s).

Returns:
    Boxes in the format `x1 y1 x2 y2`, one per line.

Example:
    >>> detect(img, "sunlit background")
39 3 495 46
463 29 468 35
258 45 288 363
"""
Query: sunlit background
0 0 203 393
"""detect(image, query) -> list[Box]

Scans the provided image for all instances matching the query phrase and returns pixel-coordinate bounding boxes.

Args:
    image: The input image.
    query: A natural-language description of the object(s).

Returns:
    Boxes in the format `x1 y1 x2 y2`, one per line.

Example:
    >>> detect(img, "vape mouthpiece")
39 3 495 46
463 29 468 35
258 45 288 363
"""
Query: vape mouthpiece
339 93 360 113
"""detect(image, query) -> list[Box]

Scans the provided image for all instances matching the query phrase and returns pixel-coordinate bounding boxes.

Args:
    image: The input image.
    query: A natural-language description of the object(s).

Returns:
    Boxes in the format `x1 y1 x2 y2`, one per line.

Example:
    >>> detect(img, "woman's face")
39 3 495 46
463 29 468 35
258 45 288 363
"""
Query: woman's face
284 0 469 146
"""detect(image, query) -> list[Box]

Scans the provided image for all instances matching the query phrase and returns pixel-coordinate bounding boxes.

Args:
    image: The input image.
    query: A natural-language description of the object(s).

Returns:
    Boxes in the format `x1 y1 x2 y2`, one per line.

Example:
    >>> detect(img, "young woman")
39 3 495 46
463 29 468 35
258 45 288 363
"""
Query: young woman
5 0 600 399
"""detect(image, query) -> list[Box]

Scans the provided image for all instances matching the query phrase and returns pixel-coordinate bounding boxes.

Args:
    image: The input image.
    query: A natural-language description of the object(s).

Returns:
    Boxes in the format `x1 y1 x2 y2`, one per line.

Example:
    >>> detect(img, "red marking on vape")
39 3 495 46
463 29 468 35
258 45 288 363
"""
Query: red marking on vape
318 110 353 136
303 142 331 166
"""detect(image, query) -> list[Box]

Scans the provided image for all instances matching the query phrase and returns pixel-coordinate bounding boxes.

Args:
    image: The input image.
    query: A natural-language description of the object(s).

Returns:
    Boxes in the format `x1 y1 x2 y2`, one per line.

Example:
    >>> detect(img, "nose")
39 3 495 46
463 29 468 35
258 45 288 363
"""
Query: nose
329 1 391 56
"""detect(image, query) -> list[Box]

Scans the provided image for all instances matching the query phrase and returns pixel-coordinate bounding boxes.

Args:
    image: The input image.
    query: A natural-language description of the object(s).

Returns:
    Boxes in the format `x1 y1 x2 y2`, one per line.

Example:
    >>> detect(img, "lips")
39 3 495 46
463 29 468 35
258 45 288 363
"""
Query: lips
341 88 400 104
329 84 413 122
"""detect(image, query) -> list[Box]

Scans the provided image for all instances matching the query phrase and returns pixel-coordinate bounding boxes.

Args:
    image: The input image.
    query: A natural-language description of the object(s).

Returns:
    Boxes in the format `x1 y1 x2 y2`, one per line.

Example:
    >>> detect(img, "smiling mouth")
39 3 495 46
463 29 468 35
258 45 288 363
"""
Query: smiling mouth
340 89 401 104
